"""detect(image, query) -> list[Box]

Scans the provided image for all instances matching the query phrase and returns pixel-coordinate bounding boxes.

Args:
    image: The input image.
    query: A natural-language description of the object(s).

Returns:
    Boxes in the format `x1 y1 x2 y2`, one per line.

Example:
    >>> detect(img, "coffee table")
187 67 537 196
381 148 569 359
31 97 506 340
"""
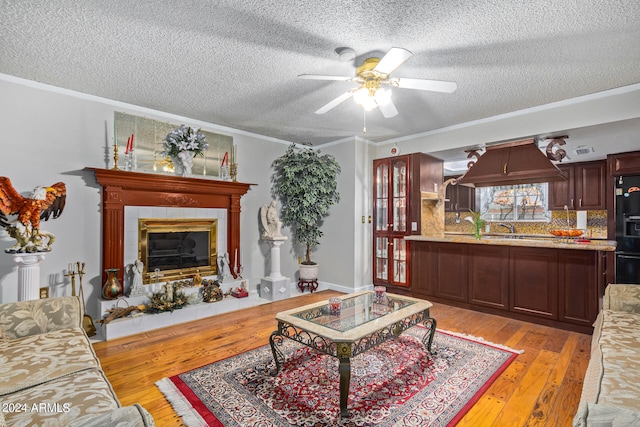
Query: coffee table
268 291 436 417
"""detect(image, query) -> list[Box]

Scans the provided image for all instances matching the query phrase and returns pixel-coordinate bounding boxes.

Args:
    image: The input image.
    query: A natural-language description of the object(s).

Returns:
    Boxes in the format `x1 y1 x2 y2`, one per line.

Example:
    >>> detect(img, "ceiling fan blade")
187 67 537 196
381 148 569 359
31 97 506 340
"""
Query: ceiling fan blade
374 47 413 75
377 97 399 118
298 74 352 81
315 91 353 114
394 77 457 93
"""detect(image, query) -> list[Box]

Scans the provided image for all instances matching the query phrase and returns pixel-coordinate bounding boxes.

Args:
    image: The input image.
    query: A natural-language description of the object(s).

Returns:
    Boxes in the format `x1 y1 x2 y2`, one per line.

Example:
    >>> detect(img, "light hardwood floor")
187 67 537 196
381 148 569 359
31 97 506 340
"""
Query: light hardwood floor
92 290 590 426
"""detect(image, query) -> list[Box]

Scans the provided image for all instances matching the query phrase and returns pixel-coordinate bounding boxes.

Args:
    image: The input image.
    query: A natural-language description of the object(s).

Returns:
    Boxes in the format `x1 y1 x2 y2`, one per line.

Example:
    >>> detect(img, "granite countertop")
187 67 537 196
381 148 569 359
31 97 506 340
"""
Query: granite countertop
405 233 616 251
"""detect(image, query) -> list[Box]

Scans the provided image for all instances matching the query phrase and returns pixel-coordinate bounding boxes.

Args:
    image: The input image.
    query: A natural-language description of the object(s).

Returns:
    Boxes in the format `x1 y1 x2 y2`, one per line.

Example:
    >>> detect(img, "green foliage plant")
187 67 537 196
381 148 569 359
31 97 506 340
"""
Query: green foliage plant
272 143 341 264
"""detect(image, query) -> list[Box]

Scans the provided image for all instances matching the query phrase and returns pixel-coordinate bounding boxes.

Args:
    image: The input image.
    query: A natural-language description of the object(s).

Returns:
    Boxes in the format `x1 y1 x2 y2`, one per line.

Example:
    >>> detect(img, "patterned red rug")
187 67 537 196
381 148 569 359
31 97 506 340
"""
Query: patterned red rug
157 328 521 426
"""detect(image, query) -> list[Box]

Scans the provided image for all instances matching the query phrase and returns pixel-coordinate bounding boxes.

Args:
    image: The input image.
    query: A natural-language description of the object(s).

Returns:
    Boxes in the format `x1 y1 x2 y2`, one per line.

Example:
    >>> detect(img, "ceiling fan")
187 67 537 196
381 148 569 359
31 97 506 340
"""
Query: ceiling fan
299 47 457 118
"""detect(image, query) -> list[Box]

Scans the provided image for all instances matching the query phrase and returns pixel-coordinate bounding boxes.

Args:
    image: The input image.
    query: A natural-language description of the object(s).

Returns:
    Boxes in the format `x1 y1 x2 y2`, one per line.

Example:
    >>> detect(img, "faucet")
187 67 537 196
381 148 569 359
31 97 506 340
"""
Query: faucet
498 223 515 234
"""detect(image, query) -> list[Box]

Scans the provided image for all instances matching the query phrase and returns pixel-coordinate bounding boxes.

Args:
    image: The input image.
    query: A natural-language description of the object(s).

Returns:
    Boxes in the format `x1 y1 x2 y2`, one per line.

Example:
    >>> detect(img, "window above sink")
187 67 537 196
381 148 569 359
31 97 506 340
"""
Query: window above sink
477 183 551 222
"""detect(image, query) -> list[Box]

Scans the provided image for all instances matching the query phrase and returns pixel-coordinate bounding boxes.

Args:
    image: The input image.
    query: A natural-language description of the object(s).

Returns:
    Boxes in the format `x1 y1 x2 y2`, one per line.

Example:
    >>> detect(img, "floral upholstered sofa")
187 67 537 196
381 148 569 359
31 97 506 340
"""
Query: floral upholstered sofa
573 284 640 426
0 296 155 427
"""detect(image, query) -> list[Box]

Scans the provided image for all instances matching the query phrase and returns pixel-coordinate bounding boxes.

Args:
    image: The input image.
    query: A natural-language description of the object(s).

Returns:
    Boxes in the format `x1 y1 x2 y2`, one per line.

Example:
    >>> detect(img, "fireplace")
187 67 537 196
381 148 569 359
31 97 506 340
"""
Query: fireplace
139 218 218 283
87 168 252 286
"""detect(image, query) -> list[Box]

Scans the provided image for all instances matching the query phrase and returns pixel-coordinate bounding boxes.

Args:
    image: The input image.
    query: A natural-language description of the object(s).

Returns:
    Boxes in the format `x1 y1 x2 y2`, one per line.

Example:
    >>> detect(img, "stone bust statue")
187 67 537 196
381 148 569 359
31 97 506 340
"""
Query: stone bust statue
260 200 283 239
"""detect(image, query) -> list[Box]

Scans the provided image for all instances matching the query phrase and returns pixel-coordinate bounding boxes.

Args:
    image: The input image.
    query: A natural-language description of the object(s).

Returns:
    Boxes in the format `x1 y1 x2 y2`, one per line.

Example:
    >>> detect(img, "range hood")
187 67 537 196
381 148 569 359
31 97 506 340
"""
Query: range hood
456 139 567 187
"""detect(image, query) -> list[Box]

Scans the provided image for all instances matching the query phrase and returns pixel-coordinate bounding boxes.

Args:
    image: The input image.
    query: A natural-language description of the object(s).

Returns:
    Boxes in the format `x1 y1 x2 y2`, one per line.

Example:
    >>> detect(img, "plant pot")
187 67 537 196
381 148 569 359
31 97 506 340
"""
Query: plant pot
299 263 319 280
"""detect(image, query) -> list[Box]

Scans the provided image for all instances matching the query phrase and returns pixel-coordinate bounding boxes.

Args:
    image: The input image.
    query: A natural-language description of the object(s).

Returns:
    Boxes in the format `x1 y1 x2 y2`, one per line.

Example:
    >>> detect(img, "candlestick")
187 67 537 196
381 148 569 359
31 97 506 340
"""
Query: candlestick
112 144 120 170
64 265 77 297
230 163 237 182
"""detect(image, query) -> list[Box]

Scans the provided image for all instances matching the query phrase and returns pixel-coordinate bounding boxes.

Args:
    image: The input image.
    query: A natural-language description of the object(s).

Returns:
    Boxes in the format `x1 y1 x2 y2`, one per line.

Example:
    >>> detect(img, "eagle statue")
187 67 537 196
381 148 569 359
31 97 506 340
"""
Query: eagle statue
0 177 66 253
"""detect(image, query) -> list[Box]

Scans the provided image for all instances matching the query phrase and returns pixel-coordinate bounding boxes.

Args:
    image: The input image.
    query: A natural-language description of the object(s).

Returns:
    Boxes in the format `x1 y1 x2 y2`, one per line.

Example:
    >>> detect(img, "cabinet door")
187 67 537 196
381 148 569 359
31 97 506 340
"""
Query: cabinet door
575 161 606 210
391 158 409 233
374 160 390 233
608 150 640 175
444 176 475 212
434 243 468 302
509 247 558 319
549 164 575 210
373 157 410 288
558 250 598 326
444 176 455 212
456 184 476 212
469 245 509 310
411 241 435 297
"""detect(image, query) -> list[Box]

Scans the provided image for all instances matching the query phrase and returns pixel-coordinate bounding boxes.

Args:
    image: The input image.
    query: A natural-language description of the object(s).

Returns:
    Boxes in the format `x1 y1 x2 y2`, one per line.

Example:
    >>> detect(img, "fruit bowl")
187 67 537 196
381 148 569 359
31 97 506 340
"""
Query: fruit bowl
549 229 584 238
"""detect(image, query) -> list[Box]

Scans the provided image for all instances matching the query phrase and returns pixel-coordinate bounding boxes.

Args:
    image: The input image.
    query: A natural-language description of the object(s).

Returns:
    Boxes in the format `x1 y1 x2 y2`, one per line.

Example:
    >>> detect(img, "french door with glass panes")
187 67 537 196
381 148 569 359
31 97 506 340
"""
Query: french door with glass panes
373 156 410 288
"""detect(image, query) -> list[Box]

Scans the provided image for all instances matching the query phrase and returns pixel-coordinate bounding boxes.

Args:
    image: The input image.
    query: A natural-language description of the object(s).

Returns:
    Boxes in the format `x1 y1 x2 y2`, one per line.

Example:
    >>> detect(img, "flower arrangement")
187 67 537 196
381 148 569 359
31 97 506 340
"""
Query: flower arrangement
162 124 209 158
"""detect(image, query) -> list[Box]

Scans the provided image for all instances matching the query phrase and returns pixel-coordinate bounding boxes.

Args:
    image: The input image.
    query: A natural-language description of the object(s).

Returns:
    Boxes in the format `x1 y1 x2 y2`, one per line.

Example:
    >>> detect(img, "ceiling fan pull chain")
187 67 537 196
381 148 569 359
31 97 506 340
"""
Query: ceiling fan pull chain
363 110 367 134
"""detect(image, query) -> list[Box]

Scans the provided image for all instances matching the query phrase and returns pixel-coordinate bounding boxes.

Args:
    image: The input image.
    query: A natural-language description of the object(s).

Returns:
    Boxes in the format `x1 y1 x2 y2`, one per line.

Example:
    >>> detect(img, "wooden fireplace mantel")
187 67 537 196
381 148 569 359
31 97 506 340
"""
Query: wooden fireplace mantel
86 167 253 284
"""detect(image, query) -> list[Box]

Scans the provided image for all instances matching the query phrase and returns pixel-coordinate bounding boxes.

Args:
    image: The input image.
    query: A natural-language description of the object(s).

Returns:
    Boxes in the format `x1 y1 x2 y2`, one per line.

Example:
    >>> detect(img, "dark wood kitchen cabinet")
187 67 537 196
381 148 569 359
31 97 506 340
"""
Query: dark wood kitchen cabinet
509 247 558 320
410 239 605 333
433 243 468 302
444 175 475 212
558 250 599 327
607 150 640 176
410 241 435 296
549 160 606 210
373 153 442 291
468 244 509 310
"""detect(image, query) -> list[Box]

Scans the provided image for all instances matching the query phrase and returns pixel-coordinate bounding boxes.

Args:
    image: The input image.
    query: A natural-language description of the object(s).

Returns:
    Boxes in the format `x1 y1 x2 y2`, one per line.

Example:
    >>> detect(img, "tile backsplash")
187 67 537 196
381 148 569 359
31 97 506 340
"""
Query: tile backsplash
445 210 608 239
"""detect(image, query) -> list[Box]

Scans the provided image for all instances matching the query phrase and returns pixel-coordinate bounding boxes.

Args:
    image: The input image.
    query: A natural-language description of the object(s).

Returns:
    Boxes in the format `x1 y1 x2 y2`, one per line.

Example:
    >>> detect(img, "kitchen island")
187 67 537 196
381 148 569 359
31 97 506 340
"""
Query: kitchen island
406 233 616 333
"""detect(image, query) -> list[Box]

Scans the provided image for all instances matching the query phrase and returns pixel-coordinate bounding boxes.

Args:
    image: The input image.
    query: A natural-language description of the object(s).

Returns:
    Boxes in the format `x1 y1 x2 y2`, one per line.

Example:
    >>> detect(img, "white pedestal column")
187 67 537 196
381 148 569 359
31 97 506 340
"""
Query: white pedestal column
12 252 47 301
260 237 290 301
266 239 285 280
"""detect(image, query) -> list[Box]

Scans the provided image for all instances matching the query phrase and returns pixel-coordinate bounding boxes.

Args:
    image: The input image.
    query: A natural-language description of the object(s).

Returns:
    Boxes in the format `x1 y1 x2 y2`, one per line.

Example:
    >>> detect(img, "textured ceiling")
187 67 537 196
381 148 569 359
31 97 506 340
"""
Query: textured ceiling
1 1 640 159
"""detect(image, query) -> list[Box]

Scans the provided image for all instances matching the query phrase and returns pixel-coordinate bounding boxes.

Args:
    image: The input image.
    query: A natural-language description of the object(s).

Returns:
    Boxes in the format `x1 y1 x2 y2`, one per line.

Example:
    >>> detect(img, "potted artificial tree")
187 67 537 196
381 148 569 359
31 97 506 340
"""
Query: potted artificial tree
272 143 341 280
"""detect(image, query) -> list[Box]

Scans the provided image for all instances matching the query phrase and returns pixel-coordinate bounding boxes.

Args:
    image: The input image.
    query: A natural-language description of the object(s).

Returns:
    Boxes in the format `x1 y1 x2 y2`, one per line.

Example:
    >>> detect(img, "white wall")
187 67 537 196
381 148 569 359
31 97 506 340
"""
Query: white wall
374 84 640 161
308 138 375 293
0 77 294 317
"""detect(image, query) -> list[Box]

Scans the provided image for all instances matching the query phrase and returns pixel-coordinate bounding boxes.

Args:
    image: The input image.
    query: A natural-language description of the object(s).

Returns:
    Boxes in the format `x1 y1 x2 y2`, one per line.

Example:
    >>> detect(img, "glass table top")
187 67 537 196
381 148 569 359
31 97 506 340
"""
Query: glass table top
291 292 416 332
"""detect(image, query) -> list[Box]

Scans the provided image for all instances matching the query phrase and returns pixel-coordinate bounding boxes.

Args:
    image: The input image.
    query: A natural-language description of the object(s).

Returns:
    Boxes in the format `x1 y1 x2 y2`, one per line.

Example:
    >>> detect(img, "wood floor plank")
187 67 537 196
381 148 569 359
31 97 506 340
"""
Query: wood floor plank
457 395 506 426
493 349 559 426
526 334 580 426
93 292 590 426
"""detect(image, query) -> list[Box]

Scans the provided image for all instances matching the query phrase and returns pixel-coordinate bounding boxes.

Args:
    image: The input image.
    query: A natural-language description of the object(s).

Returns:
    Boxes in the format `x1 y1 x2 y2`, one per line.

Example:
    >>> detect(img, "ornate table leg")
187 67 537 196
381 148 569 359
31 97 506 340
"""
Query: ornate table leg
421 316 437 352
336 342 352 417
269 329 285 376
338 357 351 417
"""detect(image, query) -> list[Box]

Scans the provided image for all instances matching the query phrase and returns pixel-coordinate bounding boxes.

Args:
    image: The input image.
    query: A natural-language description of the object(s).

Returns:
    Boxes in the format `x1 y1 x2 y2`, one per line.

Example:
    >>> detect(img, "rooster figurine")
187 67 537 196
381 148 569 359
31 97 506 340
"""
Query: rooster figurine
0 177 66 253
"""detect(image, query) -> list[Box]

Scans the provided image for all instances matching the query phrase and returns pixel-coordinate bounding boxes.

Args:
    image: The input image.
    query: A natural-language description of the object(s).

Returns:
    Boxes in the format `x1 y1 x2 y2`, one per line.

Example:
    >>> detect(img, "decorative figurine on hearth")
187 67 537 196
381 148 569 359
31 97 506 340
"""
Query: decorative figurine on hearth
127 259 147 297
0 177 66 253
217 252 233 282
202 279 223 302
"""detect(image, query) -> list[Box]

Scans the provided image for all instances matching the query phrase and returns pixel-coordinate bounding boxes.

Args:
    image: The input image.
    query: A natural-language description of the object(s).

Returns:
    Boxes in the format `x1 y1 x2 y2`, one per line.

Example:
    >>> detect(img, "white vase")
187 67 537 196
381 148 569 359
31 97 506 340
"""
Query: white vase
172 152 196 177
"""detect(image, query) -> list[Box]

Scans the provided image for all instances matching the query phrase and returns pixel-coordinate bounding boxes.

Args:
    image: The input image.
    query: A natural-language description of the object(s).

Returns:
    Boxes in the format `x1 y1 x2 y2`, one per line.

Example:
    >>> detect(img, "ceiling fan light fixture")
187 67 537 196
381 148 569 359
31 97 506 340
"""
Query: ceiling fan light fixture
353 86 369 104
374 87 392 105
361 96 378 111
353 86 378 111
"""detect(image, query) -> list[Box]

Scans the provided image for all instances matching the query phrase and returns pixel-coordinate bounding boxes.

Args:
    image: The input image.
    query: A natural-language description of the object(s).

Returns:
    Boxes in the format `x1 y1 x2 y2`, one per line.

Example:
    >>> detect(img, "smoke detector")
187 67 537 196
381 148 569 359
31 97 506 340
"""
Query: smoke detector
335 47 356 62
573 145 594 156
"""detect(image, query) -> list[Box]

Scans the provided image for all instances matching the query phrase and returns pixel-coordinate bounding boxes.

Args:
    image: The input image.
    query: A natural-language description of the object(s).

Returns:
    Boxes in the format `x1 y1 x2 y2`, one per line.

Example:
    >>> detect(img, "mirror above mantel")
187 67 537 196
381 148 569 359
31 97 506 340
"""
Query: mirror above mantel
115 112 233 178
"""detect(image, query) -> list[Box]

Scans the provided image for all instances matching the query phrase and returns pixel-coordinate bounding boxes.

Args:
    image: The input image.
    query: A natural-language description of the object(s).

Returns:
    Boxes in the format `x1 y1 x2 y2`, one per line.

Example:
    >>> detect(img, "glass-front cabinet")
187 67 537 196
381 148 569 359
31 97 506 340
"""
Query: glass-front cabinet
373 153 443 290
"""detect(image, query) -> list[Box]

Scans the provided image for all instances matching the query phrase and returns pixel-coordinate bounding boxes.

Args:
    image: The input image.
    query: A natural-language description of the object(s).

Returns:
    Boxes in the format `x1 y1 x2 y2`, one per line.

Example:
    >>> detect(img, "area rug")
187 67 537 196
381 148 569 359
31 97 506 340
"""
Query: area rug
157 328 521 426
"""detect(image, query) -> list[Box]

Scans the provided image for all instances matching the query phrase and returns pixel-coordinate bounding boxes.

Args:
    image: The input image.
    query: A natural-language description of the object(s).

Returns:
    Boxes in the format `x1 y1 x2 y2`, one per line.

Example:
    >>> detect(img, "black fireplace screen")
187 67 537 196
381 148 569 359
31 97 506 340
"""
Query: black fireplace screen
139 218 217 283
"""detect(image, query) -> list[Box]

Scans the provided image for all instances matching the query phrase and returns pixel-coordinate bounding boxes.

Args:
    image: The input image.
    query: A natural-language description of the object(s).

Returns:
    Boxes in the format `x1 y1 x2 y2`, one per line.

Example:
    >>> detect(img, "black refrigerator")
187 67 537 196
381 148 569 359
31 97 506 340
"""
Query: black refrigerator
615 175 640 284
